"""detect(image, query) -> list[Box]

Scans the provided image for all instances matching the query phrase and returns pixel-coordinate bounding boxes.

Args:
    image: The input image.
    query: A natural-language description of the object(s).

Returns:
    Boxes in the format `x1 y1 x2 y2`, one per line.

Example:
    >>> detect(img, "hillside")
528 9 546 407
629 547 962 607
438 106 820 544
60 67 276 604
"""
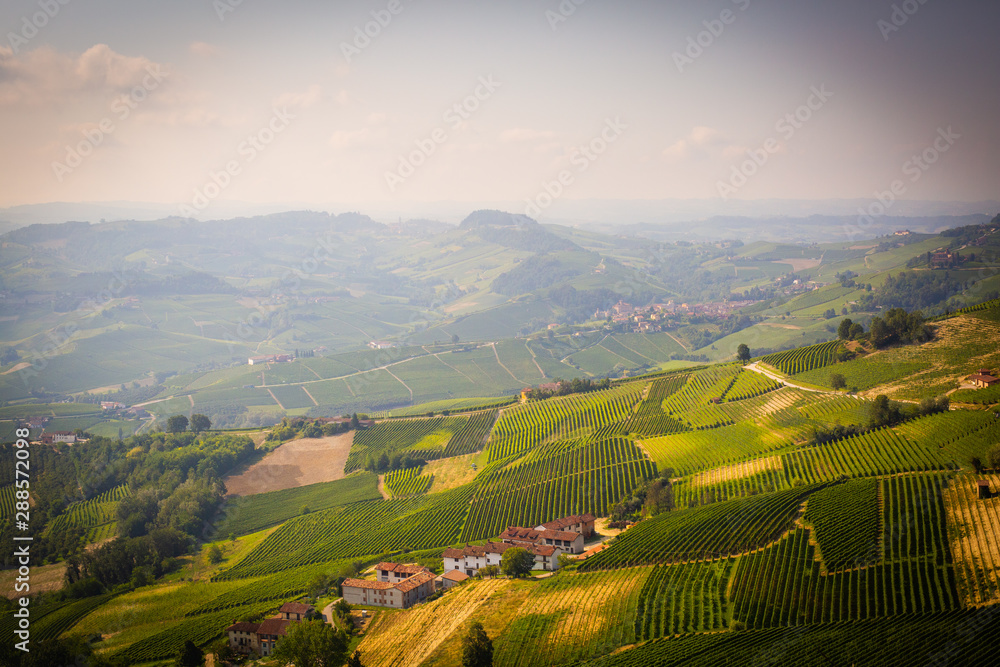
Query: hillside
4 300 1000 664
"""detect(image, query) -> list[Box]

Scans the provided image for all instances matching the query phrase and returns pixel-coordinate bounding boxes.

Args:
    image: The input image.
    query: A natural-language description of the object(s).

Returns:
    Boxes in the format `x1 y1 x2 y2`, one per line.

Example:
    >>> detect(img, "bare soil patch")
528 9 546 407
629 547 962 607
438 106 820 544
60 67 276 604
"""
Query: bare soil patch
223 432 354 496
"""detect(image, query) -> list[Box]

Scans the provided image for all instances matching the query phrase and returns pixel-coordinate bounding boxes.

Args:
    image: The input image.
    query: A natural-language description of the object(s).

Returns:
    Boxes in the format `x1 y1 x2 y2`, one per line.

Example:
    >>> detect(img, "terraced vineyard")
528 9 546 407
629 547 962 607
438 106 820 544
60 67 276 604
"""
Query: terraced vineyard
219 473 381 536
722 369 782 402
606 375 690 437
943 473 1000 605
804 478 881 570
661 365 742 415
0 484 14 520
45 484 130 540
580 484 824 569
640 422 790 476
492 568 650 667
635 559 735 638
758 340 842 375
780 428 950 482
345 416 471 472
384 467 433 496
218 485 474 579
486 384 643 462
442 409 499 457
461 438 655 542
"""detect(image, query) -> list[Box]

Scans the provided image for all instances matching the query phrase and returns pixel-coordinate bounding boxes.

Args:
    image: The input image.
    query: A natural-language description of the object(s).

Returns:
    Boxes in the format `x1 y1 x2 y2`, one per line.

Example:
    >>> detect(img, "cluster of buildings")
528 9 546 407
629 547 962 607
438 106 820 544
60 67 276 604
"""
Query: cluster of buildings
593 300 758 332
967 368 999 389
248 354 293 365
225 602 315 658
224 513 598 657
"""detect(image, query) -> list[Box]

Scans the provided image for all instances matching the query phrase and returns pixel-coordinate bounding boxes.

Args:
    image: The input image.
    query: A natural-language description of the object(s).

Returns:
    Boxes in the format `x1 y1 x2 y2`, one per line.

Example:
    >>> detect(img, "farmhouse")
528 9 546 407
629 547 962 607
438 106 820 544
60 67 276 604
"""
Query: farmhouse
967 373 999 389
225 600 316 656
278 601 314 621
248 354 293 365
225 621 260 656
442 541 559 576
41 431 76 444
500 526 586 555
435 569 470 590
100 401 125 410
341 563 436 609
368 341 396 350
257 618 290 657
536 513 596 537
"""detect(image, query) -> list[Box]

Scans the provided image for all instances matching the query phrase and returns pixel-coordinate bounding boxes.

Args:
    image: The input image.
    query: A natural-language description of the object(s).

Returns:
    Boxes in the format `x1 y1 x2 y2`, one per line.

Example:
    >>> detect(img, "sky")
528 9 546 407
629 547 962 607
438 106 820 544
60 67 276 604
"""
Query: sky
0 0 997 219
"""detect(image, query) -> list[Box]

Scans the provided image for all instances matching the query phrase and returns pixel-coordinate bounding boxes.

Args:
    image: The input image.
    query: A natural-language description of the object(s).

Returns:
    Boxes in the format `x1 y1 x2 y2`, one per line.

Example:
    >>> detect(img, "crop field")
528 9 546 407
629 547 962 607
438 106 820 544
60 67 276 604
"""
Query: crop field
218 473 381 536
758 340 842 375
492 568 649 667
46 483 130 540
722 369 782 402
580 484 823 570
606 374 690 437
0 484 14 520
486 385 643 462
585 609 1000 666
803 478 880 571
794 358 928 392
218 485 474 579
635 559 735 639
345 416 470 472
780 428 951 482
952 384 1000 404
387 397 515 417
661 365 742 415
461 438 656 541
639 421 791 476
686 456 783 489
943 473 1000 606
384 467 433 496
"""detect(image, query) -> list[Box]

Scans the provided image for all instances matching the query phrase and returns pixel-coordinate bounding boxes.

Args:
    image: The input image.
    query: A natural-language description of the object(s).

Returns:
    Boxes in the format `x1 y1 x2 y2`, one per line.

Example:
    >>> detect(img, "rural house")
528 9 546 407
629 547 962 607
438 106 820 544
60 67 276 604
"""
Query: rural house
278 602 314 621
40 431 76 444
435 569 470 590
225 621 261 656
257 618 290 657
342 564 436 609
499 526 586 555
535 513 596 537
967 372 999 389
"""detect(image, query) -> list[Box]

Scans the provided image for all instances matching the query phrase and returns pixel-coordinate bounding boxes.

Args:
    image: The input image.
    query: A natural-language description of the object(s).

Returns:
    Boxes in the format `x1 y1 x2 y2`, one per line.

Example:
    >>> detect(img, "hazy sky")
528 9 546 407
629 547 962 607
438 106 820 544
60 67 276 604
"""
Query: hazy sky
0 0 997 215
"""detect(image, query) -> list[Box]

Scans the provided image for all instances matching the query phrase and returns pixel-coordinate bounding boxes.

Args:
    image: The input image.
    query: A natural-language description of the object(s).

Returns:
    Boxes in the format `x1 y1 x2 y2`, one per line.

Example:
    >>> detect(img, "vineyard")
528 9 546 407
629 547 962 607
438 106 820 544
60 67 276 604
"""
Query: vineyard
486 384 643 462
0 484 14 520
722 369 782 402
607 375 690 438
804 478 881 571
384 467 433 496
639 421 791 476
634 559 735 638
758 340 842 375
584 609 1000 666
218 485 474 579
45 484 130 541
580 484 824 570
218 473 381 536
661 365 742 415
345 415 479 473
462 438 655 542
943 473 1000 606
491 568 649 667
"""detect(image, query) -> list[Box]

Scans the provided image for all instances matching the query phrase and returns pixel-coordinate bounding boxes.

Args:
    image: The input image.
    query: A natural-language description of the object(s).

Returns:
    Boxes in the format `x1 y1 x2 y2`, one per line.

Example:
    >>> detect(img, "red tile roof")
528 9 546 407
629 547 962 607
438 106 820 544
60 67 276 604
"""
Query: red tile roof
540 513 595 530
501 527 580 543
377 562 430 576
257 618 291 637
279 602 314 615
441 570 470 582
443 542 513 559
531 544 557 557
395 572 435 593
226 622 260 633
342 578 396 591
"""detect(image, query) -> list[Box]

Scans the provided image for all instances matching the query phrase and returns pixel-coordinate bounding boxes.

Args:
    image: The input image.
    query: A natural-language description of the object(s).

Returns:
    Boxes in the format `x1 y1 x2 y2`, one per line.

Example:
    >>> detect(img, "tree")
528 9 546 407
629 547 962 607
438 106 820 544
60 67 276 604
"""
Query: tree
176 639 203 667
166 415 189 433
190 413 211 433
849 322 865 340
736 343 751 364
988 443 1000 471
462 621 494 667
500 547 534 578
347 650 364 667
272 620 349 667
452 333 460 344
206 544 223 565
971 456 985 474
351 413 360 429
824 308 837 319
830 373 847 390
478 564 500 578
837 318 854 340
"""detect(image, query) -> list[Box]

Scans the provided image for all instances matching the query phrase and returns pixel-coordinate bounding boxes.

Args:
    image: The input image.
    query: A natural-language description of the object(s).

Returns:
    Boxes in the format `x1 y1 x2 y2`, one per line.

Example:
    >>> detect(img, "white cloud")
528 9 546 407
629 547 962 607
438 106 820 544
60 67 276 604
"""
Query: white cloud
0 44 166 106
499 128 556 143
272 84 322 110
663 125 727 158
189 42 219 57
